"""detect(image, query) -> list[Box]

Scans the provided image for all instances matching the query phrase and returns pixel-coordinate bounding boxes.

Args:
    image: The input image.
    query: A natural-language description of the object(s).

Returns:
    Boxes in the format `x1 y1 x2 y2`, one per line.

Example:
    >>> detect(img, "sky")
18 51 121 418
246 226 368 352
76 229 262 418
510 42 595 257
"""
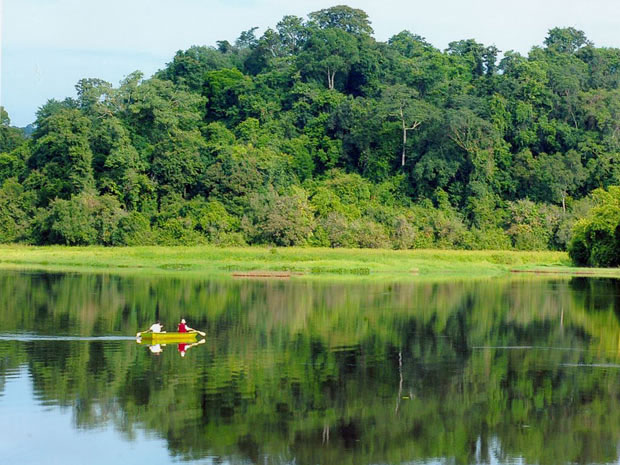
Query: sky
2 0 620 127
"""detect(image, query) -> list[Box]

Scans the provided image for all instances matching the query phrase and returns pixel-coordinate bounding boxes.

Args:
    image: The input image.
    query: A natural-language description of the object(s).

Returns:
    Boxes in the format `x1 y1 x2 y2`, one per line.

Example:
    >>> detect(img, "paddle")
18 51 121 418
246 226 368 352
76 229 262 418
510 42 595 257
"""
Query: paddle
189 328 206 337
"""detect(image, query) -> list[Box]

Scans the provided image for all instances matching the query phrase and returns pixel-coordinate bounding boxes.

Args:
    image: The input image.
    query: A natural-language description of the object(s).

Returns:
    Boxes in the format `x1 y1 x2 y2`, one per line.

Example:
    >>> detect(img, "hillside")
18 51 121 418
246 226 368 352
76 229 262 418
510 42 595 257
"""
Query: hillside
1 5 619 250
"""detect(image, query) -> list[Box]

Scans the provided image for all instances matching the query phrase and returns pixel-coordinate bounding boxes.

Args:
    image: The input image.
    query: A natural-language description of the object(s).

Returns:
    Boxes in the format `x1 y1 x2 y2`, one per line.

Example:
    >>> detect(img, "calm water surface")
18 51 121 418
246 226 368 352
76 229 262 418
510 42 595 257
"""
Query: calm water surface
1 270 620 464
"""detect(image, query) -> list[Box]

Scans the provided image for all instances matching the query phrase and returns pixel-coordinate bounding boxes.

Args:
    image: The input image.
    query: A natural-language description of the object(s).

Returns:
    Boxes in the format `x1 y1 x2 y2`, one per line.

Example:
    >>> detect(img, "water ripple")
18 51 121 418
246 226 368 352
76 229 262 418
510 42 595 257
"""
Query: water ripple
0 334 135 342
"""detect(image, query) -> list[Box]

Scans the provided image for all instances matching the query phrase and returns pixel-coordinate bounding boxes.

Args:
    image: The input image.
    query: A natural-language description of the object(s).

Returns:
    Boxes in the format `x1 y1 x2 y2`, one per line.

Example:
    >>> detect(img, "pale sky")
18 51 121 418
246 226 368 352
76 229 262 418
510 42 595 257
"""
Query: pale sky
3 0 620 127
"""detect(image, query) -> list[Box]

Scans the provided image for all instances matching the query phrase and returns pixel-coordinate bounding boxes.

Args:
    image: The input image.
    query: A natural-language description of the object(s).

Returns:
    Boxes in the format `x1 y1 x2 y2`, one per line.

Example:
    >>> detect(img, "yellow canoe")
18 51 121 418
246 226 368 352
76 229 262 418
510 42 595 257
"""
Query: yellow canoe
137 332 198 343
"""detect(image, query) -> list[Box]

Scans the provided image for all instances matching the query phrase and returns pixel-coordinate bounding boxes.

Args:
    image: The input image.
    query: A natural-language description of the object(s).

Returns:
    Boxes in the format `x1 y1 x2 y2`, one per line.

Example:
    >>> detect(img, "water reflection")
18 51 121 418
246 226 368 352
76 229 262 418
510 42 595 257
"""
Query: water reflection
1 271 620 464
136 339 206 356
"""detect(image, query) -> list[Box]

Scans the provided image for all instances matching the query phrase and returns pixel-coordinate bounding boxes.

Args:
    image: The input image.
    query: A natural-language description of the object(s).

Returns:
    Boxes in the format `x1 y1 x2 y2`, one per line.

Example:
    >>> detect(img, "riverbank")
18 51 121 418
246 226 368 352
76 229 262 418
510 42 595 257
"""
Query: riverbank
0 244 610 280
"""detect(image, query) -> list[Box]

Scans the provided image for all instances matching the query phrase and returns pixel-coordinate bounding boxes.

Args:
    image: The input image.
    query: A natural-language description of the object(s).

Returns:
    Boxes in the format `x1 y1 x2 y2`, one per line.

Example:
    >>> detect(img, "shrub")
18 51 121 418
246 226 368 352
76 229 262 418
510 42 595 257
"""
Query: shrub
0 178 33 243
48 196 98 245
391 215 417 250
244 187 315 246
505 199 560 250
38 191 126 245
468 227 512 250
350 219 390 249
320 212 357 248
199 199 238 243
112 211 154 246
154 217 207 246
568 186 620 267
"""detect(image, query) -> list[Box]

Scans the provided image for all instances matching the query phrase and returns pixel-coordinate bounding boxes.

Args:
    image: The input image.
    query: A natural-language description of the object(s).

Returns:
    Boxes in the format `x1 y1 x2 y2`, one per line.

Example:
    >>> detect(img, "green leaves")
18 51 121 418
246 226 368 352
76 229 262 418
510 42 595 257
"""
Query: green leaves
568 186 620 266
4 8 620 251
29 108 95 204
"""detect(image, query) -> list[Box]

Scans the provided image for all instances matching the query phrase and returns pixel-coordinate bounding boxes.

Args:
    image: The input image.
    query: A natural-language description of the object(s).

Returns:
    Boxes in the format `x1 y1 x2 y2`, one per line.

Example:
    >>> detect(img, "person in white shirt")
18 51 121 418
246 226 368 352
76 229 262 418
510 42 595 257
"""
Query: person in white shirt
136 321 164 337
149 321 164 333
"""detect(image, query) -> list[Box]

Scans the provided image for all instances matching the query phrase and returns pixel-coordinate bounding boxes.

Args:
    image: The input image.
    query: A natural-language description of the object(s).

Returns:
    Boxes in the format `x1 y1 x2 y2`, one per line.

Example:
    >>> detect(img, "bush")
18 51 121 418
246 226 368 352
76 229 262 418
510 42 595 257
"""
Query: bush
154 218 207 246
320 212 358 248
0 178 33 243
505 199 560 250
568 186 620 267
40 191 127 245
244 187 315 246
391 215 417 250
199 199 239 243
350 219 390 249
112 211 154 245
467 227 512 250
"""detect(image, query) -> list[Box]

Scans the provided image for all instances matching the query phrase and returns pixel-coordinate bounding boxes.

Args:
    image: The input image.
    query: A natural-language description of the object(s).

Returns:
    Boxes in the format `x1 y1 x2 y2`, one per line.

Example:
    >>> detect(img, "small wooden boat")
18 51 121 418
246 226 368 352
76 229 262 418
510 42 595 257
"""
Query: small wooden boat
137 332 198 343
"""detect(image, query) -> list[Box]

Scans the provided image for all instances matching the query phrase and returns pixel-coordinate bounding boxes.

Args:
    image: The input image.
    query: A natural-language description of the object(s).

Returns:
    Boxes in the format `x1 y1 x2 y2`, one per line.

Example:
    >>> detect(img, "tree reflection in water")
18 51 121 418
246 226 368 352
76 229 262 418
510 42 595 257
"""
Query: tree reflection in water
1 271 620 464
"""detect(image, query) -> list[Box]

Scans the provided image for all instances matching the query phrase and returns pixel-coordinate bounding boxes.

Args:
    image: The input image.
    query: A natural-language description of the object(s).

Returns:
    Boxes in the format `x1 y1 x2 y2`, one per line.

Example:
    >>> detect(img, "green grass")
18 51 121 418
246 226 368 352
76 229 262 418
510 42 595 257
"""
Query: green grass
0 244 609 280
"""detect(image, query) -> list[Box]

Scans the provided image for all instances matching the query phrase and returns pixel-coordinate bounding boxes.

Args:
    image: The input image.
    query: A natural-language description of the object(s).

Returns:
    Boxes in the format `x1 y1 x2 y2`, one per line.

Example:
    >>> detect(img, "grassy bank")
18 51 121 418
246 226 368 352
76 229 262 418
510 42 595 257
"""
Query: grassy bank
0 244 607 280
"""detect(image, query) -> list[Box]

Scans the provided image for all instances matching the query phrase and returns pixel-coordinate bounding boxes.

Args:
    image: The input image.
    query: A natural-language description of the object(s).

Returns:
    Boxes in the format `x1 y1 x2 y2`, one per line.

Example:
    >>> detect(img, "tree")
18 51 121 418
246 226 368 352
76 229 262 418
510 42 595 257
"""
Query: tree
308 5 373 36
236 27 259 49
544 27 591 54
381 85 437 167
151 129 206 197
244 186 315 246
447 39 499 77
29 108 95 204
0 107 26 154
203 68 255 123
156 46 232 91
276 15 307 55
75 78 113 113
446 108 498 185
298 28 360 90
568 186 620 266
534 150 586 213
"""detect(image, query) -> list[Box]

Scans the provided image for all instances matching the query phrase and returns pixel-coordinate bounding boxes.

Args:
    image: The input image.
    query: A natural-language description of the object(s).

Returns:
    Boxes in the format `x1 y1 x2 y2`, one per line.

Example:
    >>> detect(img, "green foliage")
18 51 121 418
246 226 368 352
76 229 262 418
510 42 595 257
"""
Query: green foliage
506 199 561 250
243 186 315 246
154 218 207 246
568 186 620 266
0 106 27 154
113 211 154 245
4 9 620 251
29 108 95 204
0 178 34 243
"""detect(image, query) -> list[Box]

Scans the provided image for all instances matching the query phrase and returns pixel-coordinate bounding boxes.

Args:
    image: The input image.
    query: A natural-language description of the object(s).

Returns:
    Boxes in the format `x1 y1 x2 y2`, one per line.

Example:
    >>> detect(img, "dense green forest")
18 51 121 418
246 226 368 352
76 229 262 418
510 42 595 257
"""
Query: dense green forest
2 5 620 251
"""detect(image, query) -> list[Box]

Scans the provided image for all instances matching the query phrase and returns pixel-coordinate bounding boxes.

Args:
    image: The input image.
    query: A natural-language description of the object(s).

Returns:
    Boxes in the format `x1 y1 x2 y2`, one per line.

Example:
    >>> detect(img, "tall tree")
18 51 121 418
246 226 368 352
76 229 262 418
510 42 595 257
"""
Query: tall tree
381 85 437 167
29 108 95 204
299 28 359 90
308 5 373 36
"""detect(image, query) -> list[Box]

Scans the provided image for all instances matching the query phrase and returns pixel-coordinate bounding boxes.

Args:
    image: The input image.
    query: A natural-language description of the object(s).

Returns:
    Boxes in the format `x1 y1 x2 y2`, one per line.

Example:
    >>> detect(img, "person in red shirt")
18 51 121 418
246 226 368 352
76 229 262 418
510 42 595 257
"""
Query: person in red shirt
178 319 188 333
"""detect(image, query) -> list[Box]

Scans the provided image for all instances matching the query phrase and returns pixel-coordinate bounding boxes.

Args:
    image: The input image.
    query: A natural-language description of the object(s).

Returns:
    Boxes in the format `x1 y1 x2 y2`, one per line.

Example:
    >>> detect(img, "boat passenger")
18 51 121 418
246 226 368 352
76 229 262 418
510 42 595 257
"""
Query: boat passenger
149 321 164 333
137 321 164 337
178 319 196 333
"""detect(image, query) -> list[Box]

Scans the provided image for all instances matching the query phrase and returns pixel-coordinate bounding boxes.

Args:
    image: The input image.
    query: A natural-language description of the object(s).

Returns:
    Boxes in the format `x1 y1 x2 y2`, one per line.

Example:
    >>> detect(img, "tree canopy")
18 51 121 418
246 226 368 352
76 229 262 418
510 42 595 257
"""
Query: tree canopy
1 6 619 257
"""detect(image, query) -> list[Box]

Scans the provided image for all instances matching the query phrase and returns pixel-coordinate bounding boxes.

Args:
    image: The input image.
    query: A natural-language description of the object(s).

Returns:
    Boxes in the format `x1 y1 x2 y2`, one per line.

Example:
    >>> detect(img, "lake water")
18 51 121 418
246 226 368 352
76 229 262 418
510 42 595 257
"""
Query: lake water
1 270 620 464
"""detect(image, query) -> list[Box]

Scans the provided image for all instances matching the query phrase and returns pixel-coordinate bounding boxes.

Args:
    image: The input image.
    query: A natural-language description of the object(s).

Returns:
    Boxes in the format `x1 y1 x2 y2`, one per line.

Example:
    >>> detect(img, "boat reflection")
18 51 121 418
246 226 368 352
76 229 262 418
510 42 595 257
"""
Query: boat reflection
137 338 206 356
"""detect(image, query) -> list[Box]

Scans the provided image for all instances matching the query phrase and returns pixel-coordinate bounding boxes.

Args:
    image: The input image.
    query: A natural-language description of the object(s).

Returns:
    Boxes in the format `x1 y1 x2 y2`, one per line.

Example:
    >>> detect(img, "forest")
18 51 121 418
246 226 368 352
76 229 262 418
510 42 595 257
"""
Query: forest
2 5 620 253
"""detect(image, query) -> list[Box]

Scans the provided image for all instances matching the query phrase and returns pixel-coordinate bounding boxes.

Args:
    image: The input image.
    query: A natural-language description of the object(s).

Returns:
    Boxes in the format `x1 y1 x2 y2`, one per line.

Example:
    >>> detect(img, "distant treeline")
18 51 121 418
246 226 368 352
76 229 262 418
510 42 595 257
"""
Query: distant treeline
2 5 620 251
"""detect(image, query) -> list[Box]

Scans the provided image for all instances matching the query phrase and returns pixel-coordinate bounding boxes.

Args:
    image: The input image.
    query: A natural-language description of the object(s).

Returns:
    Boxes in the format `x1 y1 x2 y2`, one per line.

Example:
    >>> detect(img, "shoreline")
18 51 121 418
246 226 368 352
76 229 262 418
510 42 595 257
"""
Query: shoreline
1 244 615 280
